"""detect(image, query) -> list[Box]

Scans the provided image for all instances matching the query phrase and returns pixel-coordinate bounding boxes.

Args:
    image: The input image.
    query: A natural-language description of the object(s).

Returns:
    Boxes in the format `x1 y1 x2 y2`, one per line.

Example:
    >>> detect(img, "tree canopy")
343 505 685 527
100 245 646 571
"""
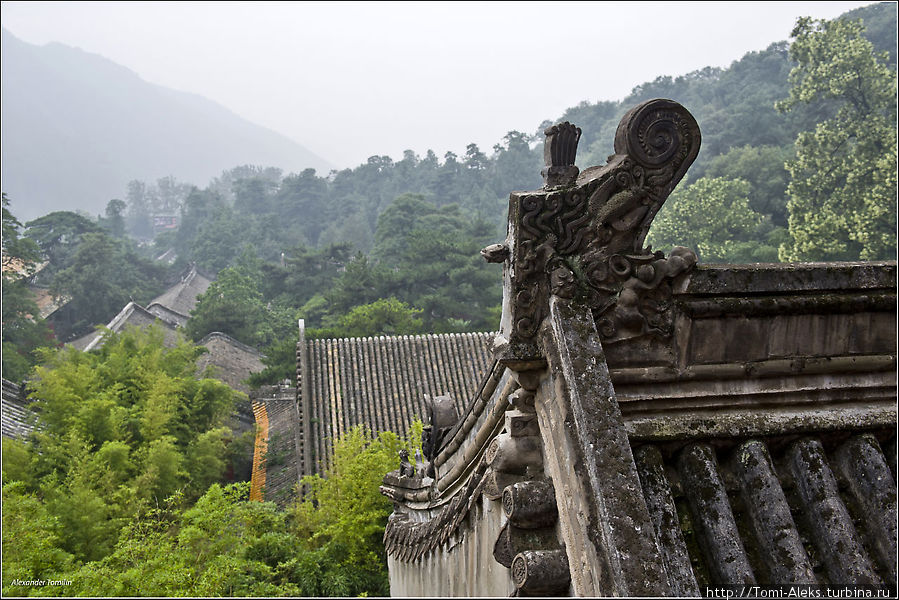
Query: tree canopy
2 195 57 381
776 15 897 261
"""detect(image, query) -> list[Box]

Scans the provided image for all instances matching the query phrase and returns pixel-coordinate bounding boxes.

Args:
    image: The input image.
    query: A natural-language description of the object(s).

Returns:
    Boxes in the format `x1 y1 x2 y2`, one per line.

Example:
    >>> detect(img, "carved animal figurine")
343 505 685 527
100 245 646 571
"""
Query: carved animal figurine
399 449 416 478
480 243 509 263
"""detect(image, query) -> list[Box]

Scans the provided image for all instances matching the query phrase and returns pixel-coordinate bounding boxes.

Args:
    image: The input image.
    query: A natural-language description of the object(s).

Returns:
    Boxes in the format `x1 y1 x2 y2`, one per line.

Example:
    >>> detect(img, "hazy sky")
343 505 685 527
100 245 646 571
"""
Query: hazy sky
1 1 877 169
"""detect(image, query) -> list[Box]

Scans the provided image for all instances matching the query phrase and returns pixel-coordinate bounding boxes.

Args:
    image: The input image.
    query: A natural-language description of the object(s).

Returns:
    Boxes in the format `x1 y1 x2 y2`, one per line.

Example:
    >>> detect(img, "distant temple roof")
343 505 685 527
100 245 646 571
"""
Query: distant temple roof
196 332 265 395
148 263 213 319
69 301 183 352
68 263 212 351
248 328 495 505
1 379 35 440
29 286 71 320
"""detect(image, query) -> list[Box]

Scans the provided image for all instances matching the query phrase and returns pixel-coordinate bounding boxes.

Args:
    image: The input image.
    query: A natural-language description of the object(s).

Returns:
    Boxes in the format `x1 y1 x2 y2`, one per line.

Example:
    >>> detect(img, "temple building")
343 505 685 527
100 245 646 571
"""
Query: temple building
245 99 897 595
376 99 897 595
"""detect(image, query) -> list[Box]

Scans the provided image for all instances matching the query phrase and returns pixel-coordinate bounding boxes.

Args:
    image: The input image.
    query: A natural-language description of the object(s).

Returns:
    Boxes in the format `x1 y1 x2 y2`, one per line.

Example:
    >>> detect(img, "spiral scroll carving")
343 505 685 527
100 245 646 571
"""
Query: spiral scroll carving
615 99 698 172
502 486 515 516
512 554 528 586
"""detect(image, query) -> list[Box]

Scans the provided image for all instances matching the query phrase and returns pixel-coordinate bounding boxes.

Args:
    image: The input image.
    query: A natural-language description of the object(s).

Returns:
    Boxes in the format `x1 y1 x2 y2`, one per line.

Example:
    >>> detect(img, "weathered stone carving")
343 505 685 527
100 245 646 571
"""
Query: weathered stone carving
542 121 581 188
489 99 701 368
512 549 571 594
502 480 558 529
492 522 559 569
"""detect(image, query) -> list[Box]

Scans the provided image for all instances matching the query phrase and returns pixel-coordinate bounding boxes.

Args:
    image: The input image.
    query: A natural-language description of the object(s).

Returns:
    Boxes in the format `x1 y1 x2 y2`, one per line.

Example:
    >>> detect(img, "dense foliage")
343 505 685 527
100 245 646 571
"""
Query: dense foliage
4 415 407 596
1 327 241 570
647 177 784 263
2 194 57 381
776 14 897 260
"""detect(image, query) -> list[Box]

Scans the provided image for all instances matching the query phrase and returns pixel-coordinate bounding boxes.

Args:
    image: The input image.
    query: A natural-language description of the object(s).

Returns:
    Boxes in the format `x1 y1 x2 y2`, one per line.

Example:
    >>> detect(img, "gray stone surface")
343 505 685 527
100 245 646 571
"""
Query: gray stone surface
732 440 817 584
787 438 882 585
539 297 669 596
195 331 264 395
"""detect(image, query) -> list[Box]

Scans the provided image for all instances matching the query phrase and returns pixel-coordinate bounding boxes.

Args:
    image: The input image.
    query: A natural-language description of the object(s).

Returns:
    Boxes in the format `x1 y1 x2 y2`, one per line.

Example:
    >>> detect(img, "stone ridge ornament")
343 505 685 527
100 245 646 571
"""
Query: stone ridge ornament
542 121 582 188
489 98 701 368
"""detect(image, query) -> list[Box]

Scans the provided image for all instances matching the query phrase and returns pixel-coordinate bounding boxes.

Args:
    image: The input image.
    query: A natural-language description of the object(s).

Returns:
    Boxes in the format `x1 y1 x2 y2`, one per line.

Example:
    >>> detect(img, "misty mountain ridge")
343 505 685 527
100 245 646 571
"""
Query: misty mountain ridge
1 28 333 221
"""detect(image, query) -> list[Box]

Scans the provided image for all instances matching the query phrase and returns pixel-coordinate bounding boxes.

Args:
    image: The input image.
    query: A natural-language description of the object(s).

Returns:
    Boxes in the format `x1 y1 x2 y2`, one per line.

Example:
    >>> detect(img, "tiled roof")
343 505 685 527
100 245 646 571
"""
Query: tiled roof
299 331 495 477
149 263 213 319
69 301 182 351
195 332 265 395
633 432 896 590
29 285 70 319
146 303 190 328
1 379 35 440
66 264 213 351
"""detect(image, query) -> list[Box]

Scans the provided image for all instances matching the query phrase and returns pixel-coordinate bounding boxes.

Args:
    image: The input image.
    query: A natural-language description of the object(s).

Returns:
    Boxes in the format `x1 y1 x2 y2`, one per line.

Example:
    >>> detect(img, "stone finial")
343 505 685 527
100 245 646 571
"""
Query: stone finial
542 121 581 188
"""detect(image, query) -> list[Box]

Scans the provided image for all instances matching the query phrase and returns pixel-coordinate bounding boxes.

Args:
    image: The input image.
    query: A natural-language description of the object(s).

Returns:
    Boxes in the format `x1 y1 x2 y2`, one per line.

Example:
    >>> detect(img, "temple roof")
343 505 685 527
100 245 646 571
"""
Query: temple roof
148 263 213 319
1 378 35 440
68 301 182 351
300 331 495 476
195 332 265 395
68 263 213 351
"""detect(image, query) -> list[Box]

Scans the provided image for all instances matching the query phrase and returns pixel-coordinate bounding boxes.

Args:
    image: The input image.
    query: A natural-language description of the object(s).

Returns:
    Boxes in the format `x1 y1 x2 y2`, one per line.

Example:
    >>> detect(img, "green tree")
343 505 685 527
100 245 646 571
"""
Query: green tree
186 265 277 347
3 193 42 268
50 232 167 339
702 144 794 227
777 15 897 261
125 179 154 239
1 482 74 596
371 194 501 331
310 297 424 339
101 199 127 238
5 427 411 597
2 194 58 381
2 326 240 569
290 426 406 597
24 210 103 271
647 177 778 263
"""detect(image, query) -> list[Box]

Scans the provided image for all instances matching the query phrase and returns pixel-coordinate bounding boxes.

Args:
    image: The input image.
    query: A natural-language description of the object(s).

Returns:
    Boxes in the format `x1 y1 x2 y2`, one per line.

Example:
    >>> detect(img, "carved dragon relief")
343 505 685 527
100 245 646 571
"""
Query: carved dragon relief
491 99 701 367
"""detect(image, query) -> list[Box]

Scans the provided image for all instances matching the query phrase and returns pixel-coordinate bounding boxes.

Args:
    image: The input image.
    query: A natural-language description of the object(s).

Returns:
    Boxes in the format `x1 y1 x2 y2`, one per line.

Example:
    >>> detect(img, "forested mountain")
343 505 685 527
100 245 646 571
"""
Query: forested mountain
0 28 332 221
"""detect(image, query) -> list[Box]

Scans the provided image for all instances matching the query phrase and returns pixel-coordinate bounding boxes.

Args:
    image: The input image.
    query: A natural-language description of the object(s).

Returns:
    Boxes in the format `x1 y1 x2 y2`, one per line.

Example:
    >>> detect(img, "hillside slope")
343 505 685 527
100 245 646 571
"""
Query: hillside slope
1 28 332 220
